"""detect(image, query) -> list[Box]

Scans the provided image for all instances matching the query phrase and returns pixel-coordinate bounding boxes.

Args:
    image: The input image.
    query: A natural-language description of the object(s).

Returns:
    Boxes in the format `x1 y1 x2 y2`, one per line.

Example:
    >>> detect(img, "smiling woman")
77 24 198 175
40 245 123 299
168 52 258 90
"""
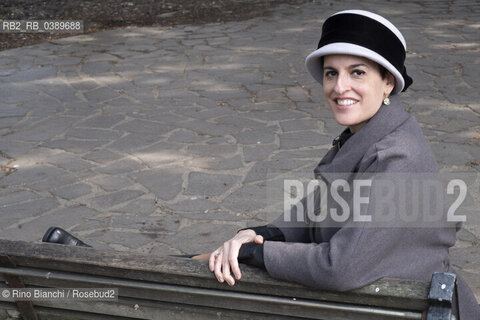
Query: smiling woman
322 55 395 133
201 9 480 319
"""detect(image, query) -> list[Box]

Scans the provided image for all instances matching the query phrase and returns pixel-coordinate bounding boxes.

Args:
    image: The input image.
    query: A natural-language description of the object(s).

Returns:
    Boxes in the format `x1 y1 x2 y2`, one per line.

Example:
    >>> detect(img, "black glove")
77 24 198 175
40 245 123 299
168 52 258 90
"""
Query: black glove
238 225 285 242
238 242 265 269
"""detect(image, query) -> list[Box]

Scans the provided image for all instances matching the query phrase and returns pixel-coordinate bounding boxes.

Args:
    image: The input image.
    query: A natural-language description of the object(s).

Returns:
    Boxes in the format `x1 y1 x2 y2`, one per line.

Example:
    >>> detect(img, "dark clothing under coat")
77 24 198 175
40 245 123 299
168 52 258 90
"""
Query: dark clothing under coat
250 98 480 319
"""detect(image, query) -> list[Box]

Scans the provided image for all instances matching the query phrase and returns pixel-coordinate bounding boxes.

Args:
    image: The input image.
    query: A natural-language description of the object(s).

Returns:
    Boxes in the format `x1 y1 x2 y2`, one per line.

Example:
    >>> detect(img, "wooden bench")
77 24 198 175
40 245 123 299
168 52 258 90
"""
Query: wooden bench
0 239 456 320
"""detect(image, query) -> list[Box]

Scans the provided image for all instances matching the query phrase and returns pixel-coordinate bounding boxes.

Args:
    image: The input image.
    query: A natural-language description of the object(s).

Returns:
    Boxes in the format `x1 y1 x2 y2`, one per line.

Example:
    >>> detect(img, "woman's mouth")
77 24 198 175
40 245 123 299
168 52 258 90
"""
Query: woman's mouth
335 98 358 109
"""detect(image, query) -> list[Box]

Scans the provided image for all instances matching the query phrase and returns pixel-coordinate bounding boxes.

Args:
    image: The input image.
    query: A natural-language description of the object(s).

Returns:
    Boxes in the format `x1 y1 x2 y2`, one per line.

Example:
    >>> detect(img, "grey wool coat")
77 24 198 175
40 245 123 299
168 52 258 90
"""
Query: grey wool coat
264 97 480 319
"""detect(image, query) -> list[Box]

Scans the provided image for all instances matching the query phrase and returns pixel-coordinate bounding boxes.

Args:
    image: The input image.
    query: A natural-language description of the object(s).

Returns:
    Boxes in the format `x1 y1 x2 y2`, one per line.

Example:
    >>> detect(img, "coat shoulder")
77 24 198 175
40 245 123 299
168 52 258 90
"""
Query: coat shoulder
360 115 438 172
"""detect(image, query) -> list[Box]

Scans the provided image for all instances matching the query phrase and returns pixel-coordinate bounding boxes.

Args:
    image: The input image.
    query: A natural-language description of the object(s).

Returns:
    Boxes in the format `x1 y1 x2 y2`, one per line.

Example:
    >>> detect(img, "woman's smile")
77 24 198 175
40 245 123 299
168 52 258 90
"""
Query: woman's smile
335 98 359 109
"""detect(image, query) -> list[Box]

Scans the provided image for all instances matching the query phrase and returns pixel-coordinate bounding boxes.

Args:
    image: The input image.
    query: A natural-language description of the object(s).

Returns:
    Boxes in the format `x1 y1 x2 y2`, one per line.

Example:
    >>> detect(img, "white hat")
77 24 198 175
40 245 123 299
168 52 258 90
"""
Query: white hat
305 10 412 94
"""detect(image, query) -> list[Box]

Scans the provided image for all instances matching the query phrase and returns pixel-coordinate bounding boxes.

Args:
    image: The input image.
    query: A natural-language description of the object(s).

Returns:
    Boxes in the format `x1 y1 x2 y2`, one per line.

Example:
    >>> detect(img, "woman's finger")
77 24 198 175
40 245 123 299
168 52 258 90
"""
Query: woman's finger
214 251 224 283
254 235 264 244
222 252 235 286
219 241 236 286
228 240 243 280
209 248 221 271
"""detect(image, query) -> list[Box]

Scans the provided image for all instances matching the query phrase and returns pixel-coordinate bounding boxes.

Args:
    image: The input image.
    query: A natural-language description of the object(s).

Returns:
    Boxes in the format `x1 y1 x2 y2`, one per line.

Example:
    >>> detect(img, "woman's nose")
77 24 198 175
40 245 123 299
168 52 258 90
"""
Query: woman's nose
334 73 349 94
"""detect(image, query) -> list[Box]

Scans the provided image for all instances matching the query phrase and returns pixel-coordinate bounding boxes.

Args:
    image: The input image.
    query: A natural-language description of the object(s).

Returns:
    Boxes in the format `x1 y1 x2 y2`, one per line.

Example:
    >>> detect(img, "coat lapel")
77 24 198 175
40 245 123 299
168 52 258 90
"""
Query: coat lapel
314 97 411 182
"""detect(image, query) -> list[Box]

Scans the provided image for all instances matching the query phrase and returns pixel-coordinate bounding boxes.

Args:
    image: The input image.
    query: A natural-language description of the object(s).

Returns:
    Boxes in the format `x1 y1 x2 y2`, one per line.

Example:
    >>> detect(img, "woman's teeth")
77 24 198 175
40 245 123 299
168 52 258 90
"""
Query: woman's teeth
337 99 357 106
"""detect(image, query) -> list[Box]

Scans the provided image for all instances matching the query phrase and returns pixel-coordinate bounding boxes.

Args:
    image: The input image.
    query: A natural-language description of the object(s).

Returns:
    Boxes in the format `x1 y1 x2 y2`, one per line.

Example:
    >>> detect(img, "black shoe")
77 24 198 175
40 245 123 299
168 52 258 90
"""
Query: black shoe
42 227 92 247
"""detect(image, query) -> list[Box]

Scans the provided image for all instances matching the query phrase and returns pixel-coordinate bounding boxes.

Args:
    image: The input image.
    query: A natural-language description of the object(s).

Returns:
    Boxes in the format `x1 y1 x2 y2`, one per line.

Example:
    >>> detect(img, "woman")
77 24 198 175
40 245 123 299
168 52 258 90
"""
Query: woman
205 10 479 319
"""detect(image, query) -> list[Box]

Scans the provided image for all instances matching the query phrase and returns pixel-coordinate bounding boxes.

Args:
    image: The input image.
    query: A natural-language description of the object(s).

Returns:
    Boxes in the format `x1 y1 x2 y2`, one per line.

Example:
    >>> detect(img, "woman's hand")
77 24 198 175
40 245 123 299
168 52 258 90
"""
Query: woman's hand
209 229 264 286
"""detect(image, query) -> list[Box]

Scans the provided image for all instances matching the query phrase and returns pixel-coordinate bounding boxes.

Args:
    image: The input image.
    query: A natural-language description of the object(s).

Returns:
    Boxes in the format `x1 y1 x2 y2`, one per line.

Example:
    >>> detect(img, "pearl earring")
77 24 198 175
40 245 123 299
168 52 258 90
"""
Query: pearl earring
383 97 391 105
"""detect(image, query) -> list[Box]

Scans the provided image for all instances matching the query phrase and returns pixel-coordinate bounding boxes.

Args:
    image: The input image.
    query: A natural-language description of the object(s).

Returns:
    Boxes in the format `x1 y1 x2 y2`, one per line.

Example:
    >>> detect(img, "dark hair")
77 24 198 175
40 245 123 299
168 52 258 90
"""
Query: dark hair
320 56 388 79
377 64 388 79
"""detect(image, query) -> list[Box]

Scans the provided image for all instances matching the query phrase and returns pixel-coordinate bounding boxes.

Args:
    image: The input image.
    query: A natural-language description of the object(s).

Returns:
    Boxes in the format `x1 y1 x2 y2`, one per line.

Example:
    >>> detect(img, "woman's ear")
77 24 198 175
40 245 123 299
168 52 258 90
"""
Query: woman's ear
385 72 395 95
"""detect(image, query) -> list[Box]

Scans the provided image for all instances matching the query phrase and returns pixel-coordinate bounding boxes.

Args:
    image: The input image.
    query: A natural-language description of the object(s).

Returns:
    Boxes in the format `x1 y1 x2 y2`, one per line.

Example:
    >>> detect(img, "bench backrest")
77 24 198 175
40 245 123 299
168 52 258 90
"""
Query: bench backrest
0 239 438 320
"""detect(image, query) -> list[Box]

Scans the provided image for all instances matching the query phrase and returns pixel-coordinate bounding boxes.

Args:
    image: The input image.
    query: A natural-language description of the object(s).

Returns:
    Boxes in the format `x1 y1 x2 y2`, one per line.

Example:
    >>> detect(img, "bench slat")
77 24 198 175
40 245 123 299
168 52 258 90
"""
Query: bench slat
0 240 429 319
0 266 423 320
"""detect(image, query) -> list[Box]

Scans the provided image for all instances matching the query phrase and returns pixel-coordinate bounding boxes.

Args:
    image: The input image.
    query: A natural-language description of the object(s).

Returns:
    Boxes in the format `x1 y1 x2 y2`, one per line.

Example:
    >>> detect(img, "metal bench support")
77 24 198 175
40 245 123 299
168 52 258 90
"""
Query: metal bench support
0 255 39 320
427 272 457 320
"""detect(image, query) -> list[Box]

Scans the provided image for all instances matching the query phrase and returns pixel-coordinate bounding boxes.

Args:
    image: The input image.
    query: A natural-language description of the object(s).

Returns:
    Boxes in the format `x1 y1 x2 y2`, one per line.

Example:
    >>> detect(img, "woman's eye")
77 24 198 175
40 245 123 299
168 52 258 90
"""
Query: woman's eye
352 70 365 76
325 71 337 77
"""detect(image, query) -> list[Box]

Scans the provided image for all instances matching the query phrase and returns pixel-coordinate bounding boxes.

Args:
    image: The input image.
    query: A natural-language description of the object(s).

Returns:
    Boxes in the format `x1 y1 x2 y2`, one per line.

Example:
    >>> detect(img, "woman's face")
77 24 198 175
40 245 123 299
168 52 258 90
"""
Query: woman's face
322 54 395 133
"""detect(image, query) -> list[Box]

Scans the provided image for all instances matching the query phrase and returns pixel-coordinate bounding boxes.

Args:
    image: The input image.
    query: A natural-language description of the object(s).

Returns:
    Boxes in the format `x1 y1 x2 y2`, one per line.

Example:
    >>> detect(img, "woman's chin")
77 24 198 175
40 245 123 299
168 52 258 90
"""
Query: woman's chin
333 117 356 127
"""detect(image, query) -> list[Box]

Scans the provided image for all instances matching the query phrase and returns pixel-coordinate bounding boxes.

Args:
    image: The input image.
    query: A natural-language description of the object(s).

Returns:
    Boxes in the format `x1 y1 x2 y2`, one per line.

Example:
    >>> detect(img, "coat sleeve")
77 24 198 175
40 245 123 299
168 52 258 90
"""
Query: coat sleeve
268 193 312 243
263 136 456 291
264 223 452 291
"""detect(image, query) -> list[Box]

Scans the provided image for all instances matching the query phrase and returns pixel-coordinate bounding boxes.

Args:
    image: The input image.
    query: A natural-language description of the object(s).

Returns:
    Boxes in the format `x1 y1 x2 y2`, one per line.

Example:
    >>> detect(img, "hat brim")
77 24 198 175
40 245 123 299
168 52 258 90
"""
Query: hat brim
305 42 405 95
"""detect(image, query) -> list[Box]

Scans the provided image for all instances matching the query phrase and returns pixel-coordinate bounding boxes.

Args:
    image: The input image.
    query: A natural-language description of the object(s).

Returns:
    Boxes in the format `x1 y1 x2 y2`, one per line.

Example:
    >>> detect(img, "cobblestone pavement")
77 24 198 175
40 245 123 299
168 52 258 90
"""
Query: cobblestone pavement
0 0 479 300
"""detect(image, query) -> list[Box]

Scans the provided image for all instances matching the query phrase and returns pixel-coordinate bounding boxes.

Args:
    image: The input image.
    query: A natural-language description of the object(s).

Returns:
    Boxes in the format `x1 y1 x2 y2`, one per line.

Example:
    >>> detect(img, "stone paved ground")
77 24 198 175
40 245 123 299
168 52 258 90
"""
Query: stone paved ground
0 0 479 300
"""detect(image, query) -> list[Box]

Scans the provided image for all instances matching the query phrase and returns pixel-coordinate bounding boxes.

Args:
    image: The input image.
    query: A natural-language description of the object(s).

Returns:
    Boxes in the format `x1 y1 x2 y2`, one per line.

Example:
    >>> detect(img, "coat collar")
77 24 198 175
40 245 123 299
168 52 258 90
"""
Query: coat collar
314 97 411 180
